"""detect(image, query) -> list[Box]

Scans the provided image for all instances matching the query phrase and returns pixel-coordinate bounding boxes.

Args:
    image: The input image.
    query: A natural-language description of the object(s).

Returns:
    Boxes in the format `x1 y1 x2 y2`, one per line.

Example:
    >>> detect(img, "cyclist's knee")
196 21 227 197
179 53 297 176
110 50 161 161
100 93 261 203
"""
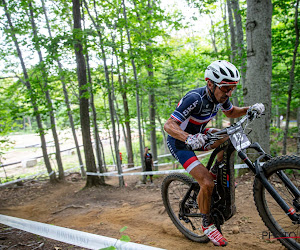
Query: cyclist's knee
201 178 215 193
190 166 214 192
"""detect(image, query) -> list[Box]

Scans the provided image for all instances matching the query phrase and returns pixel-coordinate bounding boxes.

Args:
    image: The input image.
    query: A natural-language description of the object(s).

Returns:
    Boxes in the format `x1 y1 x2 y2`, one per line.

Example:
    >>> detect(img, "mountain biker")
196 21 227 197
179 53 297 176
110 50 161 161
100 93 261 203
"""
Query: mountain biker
164 60 264 246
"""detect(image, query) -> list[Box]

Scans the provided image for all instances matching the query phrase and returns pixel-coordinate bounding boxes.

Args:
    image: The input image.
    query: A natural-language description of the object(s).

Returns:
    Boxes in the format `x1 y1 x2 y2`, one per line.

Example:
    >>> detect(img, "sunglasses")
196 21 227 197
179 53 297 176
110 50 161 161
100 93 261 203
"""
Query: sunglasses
214 82 237 94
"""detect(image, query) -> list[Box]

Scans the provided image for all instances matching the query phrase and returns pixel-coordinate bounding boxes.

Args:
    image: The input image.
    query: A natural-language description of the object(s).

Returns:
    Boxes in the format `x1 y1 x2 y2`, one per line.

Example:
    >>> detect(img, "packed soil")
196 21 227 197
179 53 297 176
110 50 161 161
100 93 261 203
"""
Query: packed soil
0 171 286 250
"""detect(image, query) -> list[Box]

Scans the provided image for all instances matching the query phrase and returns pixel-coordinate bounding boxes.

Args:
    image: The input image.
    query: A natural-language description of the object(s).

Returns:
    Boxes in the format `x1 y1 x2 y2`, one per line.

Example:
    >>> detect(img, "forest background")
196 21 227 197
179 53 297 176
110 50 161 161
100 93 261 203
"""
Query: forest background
0 0 299 187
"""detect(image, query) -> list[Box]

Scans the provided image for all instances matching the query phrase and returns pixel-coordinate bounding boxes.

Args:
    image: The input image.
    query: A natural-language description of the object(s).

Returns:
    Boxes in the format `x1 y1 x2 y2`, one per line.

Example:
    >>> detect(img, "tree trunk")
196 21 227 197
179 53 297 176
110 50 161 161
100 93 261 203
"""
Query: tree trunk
82 8 105 179
221 1 230 59
232 0 246 91
148 82 158 170
115 30 134 168
103 96 116 167
245 0 272 153
28 1 64 180
282 0 299 155
72 0 102 187
297 107 300 156
276 104 281 137
118 62 133 168
209 16 218 54
146 0 158 170
227 0 236 62
227 0 239 125
2 0 56 183
122 0 146 183
86 52 105 179
41 0 84 177
83 0 124 187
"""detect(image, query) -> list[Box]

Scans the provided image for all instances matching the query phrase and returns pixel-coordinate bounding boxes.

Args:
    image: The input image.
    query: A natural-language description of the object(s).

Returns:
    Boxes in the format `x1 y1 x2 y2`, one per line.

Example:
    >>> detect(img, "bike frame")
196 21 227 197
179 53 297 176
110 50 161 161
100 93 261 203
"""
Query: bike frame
179 121 300 228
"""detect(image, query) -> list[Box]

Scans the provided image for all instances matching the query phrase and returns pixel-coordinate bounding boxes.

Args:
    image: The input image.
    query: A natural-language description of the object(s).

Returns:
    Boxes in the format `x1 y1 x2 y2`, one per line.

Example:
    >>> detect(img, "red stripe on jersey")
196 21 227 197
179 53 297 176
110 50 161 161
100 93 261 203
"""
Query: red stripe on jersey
171 115 182 123
223 105 233 112
189 119 206 125
177 99 183 107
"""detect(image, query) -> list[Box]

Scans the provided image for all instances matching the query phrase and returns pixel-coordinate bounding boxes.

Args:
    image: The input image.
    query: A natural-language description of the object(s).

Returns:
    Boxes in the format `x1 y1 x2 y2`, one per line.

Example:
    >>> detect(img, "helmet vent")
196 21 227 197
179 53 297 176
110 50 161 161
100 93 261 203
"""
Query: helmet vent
220 68 227 76
213 72 220 79
227 67 234 77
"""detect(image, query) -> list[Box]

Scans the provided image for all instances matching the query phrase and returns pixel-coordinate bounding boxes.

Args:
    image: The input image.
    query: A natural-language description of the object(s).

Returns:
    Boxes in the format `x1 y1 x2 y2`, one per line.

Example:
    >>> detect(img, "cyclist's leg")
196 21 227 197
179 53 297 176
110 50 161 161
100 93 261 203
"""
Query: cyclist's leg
189 166 228 246
167 135 214 213
167 135 228 246
189 165 214 214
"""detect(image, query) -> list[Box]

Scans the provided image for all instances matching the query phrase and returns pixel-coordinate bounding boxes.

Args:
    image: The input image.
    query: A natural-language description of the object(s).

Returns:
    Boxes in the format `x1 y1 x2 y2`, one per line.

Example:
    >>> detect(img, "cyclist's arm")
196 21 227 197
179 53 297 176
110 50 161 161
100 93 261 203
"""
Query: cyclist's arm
223 106 249 118
164 117 189 142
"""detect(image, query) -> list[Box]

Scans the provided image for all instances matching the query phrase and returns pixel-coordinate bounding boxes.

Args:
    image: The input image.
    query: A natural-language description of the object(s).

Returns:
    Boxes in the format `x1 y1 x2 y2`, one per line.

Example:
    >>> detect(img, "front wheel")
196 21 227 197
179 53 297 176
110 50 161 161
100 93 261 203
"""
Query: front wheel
253 155 300 250
161 173 209 243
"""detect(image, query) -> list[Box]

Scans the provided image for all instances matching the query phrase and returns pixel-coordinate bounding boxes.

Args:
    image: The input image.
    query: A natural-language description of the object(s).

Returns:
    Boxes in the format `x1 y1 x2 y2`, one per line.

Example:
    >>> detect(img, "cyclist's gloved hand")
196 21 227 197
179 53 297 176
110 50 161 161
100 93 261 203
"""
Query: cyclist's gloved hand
249 103 265 116
251 103 265 114
185 133 207 150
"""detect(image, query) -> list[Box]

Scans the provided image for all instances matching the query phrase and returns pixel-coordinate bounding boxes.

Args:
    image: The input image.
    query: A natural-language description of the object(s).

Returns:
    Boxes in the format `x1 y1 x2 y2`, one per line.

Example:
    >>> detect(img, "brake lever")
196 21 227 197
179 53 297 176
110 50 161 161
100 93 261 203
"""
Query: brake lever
206 132 226 144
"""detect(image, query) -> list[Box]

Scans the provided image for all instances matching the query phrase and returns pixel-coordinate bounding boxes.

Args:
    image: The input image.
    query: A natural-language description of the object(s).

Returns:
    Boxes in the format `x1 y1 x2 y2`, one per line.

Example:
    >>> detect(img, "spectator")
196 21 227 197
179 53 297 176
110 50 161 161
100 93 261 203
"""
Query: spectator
144 147 153 183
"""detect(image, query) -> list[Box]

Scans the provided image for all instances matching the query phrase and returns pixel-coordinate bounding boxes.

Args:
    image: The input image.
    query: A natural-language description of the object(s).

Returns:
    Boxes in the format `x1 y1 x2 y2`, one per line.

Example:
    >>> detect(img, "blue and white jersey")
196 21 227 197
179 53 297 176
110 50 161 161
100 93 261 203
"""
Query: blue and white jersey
171 86 233 135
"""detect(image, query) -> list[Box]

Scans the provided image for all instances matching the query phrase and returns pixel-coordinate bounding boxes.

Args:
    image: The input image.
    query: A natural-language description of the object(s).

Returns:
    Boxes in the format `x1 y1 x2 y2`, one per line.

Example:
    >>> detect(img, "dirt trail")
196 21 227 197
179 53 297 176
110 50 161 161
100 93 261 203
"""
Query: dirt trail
0 172 285 250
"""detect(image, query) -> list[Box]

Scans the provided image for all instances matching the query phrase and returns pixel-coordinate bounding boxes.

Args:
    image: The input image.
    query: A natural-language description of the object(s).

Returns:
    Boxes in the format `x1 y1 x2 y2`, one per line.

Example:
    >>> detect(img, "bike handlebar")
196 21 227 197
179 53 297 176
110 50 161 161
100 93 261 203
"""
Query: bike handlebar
205 109 260 141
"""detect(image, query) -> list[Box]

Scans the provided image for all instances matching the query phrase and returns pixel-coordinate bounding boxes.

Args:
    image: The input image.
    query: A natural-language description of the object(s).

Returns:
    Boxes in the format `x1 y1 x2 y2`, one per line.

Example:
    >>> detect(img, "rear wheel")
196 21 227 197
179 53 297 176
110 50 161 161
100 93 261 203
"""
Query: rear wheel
161 173 209 242
253 155 300 250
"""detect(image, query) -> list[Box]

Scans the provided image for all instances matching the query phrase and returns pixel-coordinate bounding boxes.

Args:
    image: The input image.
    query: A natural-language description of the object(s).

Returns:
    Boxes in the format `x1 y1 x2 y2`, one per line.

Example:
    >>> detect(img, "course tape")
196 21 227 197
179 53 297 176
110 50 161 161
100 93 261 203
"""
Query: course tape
0 166 82 187
0 214 165 250
87 169 187 177
86 152 213 177
1 150 252 185
86 164 250 177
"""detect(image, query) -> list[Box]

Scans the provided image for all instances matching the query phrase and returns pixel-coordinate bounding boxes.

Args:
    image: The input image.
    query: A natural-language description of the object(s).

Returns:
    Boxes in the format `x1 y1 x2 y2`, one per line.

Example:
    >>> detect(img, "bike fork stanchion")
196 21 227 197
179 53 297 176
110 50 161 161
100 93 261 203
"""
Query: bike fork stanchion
256 162 300 223
276 170 300 198
238 150 299 223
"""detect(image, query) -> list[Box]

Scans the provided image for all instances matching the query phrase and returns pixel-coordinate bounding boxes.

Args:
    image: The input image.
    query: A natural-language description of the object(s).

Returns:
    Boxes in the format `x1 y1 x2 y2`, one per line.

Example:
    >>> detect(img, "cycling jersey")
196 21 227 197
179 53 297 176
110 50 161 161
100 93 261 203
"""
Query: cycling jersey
167 86 233 173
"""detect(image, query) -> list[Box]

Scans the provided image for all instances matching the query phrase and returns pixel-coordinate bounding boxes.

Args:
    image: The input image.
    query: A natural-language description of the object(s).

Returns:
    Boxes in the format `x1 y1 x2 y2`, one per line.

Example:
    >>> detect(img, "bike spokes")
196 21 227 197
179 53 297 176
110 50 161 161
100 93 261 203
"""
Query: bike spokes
161 174 209 242
169 180 202 232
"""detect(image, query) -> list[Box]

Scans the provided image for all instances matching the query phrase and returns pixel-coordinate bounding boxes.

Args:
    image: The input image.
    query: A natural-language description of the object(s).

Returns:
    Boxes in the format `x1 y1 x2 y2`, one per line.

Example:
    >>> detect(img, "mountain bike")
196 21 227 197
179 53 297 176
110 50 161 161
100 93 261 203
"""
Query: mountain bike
161 110 300 249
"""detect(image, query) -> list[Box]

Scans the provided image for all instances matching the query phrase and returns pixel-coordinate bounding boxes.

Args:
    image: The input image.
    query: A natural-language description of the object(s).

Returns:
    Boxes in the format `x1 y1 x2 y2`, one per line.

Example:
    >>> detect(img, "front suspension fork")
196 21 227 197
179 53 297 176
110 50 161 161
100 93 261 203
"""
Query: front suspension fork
239 148 300 223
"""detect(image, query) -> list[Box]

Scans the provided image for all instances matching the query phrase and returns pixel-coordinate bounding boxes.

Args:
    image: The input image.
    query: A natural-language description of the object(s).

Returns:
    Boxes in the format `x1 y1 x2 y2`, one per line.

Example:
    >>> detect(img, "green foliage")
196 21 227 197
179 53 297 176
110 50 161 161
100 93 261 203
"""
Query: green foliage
0 0 299 182
270 126 284 156
271 0 300 121
99 226 131 250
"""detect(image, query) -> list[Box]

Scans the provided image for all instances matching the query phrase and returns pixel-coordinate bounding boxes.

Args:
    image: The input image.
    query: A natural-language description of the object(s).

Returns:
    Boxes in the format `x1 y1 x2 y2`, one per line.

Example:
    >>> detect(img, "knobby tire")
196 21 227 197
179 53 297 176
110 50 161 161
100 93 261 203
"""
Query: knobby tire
253 155 300 250
161 173 209 243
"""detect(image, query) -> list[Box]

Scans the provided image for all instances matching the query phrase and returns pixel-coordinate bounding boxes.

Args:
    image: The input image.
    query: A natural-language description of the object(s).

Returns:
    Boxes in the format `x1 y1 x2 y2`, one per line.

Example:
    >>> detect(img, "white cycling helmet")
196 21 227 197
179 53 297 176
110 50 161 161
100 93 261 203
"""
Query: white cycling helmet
205 60 240 84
